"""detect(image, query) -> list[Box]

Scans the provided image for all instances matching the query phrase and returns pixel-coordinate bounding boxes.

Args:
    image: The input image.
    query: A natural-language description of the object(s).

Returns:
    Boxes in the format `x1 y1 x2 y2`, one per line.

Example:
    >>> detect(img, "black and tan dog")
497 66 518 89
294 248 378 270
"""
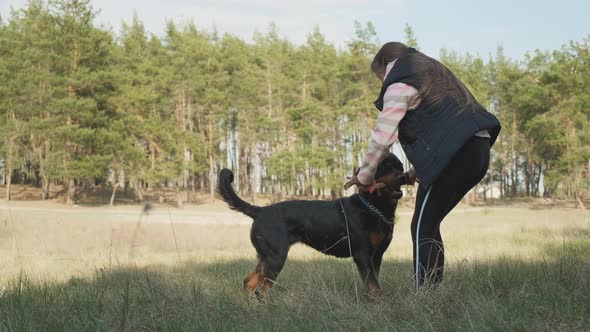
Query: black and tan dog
218 153 407 301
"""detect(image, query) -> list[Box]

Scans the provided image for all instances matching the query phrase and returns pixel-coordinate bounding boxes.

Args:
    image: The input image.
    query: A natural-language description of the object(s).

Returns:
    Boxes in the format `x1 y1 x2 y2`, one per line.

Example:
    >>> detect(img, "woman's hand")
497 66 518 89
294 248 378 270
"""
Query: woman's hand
402 167 417 186
343 170 372 192
343 176 372 192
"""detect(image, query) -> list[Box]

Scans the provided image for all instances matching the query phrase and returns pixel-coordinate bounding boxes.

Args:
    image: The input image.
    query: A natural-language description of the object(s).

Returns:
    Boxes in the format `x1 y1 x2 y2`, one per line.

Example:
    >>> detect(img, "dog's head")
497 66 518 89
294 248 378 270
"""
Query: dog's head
374 153 404 179
372 153 405 199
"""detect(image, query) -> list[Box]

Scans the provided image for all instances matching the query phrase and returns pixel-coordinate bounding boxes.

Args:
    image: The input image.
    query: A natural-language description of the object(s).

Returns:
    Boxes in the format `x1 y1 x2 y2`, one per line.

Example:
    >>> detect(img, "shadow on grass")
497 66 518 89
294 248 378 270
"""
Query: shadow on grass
1 239 589 331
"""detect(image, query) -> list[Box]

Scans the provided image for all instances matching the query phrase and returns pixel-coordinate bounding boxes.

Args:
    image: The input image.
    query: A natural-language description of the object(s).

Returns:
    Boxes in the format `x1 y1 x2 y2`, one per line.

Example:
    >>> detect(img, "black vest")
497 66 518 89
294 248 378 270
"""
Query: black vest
374 49 501 187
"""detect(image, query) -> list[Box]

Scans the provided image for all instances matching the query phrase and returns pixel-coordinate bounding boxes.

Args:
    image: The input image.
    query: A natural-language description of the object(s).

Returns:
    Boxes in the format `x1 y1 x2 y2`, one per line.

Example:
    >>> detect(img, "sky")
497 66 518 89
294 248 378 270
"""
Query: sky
1 0 588 60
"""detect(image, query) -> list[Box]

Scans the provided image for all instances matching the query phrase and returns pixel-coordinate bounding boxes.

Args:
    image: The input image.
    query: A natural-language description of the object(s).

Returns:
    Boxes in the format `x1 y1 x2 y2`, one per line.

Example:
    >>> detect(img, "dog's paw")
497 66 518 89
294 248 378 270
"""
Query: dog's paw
368 289 383 302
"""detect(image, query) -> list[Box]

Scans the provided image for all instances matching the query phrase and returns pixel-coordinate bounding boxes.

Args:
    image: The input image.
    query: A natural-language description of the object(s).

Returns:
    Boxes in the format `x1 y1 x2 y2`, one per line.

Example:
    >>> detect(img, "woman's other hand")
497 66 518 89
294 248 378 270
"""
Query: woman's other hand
403 167 417 186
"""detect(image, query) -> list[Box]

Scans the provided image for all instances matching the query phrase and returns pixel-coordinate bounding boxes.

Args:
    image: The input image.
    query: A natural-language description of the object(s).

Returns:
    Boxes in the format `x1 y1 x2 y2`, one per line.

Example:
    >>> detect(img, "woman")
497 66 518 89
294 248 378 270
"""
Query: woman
344 42 501 289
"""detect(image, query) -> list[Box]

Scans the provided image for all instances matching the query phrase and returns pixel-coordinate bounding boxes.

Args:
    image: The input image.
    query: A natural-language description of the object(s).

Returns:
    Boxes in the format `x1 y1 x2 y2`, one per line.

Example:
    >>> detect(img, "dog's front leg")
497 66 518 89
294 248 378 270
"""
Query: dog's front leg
353 254 381 299
372 254 383 280
371 237 391 281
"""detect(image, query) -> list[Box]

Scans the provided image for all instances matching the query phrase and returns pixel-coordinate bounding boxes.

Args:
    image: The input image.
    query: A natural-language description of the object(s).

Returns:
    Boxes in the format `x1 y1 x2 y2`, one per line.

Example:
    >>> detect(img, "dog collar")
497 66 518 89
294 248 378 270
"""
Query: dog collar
357 192 395 225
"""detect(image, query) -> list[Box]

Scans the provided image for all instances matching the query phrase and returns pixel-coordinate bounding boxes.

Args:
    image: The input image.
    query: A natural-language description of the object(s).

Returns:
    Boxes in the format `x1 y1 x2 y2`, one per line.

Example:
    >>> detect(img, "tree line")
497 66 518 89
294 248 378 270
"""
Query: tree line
1 0 588 205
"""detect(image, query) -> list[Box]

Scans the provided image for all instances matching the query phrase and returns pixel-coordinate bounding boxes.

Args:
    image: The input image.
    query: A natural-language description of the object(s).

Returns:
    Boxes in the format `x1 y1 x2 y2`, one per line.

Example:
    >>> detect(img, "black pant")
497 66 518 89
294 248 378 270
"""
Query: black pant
411 136 490 289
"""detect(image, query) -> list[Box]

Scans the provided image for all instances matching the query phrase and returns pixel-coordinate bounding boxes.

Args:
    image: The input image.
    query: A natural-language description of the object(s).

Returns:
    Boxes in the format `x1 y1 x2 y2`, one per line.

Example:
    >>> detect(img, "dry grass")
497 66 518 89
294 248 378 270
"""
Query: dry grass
0 200 589 330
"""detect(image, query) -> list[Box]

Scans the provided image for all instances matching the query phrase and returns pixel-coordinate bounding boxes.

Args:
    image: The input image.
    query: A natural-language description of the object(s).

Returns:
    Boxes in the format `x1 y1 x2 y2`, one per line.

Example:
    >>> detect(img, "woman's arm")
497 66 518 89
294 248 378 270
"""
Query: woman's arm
357 82 419 185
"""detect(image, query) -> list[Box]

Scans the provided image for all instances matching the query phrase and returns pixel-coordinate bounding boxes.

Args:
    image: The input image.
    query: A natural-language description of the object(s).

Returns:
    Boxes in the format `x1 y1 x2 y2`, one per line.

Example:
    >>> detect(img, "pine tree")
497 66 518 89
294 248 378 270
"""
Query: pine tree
49 0 115 205
1 1 588 203
403 23 419 49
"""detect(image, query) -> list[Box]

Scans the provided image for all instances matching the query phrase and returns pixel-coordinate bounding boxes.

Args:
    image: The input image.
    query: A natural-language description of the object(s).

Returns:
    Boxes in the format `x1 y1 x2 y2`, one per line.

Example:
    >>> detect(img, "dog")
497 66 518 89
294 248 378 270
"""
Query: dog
218 153 406 301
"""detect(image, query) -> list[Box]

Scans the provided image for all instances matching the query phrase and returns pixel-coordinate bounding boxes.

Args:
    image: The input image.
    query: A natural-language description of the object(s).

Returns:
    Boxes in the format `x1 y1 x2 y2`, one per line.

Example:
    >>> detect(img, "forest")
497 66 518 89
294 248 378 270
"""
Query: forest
1 0 589 205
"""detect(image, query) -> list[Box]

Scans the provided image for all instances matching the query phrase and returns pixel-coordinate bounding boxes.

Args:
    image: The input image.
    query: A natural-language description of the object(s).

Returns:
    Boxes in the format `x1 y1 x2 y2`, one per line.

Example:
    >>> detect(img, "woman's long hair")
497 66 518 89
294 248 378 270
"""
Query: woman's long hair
371 42 477 109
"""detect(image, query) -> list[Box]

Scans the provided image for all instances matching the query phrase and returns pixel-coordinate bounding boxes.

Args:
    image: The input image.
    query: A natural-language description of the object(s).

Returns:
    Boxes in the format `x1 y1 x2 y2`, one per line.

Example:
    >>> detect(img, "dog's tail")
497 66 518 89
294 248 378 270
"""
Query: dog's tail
218 168 260 219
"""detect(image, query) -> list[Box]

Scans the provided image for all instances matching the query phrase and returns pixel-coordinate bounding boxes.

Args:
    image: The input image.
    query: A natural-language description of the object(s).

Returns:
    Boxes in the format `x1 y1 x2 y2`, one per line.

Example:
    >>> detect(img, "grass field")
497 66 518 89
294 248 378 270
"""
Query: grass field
0 200 589 331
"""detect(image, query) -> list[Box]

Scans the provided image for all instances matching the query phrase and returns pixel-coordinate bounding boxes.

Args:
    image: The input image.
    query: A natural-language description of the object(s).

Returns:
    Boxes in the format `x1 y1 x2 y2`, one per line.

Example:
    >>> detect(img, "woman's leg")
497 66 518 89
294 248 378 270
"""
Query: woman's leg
410 137 490 289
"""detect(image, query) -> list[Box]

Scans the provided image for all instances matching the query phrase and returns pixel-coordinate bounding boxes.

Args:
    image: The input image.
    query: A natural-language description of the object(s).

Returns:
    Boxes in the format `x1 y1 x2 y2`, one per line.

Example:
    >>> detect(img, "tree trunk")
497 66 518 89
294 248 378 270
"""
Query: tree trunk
301 70 307 104
134 181 144 202
291 164 296 197
42 177 50 200
239 146 247 195
158 188 165 204
188 177 196 203
575 195 585 210
499 169 504 199
5 130 15 201
176 185 183 208
208 120 215 201
109 182 120 207
525 156 531 197
488 155 494 200
250 146 258 205
510 115 517 197
266 68 273 117
182 144 189 189
534 163 543 197
5 166 12 201
199 175 205 193
66 178 76 206
311 167 317 197
39 146 50 200
511 158 517 197
149 143 156 170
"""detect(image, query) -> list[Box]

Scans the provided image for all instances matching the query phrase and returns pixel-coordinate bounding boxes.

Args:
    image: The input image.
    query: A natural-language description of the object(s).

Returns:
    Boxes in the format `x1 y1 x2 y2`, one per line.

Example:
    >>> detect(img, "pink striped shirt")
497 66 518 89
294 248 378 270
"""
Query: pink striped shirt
357 61 419 185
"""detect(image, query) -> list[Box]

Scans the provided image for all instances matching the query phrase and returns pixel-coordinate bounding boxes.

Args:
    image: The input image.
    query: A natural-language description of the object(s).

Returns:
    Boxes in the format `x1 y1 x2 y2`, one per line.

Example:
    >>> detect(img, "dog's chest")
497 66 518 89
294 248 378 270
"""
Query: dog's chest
369 232 385 249
367 228 393 250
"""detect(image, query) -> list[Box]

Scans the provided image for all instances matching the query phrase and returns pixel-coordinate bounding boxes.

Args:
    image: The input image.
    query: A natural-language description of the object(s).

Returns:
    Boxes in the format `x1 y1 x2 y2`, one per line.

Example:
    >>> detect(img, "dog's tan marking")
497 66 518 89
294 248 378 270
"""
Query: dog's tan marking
369 232 385 249
244 272 262 294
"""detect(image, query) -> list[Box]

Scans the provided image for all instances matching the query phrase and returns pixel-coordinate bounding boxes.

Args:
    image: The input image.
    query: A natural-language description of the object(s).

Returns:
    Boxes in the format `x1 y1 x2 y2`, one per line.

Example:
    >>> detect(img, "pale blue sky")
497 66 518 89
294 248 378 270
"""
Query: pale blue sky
1 0 588 60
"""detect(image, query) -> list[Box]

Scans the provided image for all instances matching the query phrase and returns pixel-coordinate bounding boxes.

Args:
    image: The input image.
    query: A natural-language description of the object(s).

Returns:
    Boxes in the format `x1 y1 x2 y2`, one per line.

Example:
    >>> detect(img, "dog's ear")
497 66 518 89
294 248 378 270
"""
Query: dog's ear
389 154 404 172
379 154 403 173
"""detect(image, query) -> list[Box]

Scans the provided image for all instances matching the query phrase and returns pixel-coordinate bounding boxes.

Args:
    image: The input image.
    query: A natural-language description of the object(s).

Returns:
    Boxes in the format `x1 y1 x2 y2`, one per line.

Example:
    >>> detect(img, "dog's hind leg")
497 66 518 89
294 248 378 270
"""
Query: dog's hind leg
249 224 289 302
244 262 264 297
256 252 287 302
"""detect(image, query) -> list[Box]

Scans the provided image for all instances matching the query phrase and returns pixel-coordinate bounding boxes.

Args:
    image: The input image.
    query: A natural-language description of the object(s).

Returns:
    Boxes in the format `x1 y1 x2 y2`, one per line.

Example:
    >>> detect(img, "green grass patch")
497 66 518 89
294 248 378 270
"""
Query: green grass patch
1 239 588 331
